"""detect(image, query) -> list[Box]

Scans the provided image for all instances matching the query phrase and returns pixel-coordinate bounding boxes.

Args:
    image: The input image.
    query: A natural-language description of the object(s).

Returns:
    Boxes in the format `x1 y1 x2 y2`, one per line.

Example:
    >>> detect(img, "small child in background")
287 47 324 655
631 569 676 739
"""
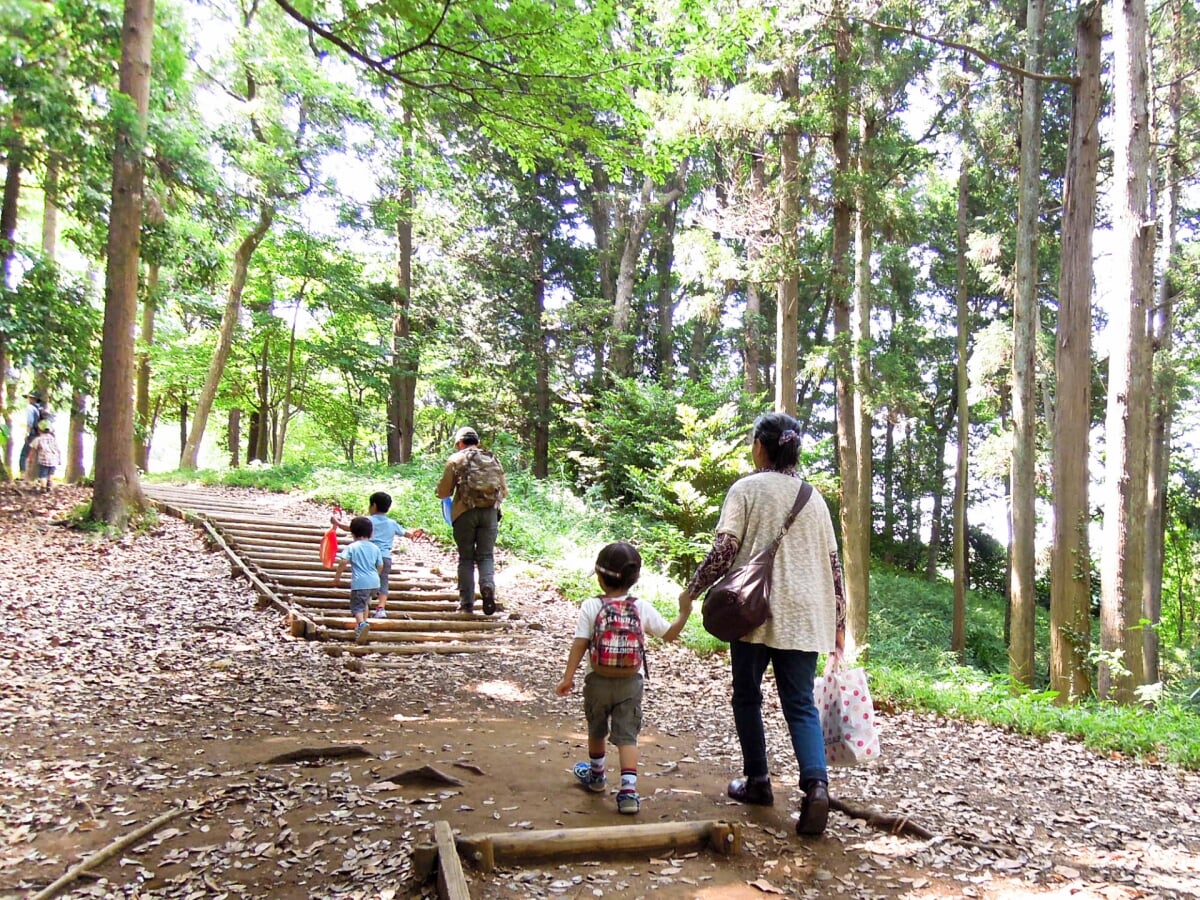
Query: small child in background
332 516 383 644
332 491 410 619
28 418 61 492
555 541 692 815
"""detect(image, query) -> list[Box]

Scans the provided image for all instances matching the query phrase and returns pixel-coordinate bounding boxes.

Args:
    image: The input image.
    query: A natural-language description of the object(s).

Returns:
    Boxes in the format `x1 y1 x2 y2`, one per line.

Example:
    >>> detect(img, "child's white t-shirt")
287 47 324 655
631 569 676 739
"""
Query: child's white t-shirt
573 594 670 675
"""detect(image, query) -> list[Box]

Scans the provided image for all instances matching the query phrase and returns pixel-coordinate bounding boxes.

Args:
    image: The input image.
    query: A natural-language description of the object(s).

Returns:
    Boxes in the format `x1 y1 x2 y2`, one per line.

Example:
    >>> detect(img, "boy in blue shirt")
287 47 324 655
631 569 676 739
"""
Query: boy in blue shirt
333 516 383 644
332 491 409 619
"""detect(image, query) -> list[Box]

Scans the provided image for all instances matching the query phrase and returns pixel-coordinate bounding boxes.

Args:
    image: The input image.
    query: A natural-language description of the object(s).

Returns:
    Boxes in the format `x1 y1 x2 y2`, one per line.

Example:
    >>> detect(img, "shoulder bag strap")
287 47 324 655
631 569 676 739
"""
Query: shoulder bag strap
767 482 813 552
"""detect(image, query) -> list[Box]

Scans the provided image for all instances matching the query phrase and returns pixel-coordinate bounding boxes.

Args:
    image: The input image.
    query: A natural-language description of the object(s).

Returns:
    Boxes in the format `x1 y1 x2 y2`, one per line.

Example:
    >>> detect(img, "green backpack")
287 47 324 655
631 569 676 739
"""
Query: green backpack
457 447 506 509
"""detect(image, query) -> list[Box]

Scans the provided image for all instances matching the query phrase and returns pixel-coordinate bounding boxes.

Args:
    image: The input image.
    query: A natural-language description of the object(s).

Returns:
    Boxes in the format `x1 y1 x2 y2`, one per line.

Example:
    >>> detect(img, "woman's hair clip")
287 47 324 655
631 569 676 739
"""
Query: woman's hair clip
778 429 799 445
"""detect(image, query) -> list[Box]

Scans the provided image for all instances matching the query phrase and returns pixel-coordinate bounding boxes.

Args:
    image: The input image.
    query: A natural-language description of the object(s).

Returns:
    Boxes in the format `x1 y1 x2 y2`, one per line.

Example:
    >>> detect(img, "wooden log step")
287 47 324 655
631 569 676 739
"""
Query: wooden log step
274 585 456 600
313 616 505 632
323 643 492 656
318 628 498 643
288 597 460 612
266 574 453 591
453 820 742 873
260 575 456 592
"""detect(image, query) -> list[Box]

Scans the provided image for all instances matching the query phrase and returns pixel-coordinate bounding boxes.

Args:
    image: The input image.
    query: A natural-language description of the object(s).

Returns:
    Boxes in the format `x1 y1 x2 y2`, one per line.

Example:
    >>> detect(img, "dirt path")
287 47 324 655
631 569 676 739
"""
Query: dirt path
2 484 1198 899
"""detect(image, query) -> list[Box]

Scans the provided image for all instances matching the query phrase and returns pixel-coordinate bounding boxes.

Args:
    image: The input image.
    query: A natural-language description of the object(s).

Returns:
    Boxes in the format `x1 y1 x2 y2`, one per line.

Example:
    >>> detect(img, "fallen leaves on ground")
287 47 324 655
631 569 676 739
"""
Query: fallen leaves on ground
1 483 1198 899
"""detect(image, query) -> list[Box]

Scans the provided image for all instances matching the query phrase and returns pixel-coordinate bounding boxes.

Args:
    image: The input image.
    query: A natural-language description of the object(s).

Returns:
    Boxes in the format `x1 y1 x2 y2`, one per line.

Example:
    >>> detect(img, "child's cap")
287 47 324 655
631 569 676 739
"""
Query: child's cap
37 419 51 431
595 541 641 579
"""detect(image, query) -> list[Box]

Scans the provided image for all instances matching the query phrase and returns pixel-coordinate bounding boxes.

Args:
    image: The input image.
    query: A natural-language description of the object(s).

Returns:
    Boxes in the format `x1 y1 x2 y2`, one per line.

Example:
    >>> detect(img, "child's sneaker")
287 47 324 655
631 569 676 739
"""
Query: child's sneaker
616 789 640 815
354 621 371 644
372 608 387 619
573 762 607 793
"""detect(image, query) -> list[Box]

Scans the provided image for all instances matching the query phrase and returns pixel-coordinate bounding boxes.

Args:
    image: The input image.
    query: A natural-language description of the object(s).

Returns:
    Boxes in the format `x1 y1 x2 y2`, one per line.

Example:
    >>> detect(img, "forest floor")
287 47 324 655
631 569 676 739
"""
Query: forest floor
2 483 1199 900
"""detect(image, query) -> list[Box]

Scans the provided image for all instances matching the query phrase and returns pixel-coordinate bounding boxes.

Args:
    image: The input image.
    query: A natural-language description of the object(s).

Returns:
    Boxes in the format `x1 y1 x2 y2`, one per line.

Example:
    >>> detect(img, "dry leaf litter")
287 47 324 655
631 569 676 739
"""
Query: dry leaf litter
1 483 1198 899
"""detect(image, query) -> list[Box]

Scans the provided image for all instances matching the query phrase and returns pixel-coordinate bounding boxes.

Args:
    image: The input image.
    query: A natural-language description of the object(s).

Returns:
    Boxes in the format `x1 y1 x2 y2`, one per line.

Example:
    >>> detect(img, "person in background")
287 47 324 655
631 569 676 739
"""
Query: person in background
332 516 383 645
436 426 507 614
331 491 410 619
679 411 845 837
19 392 44 482
28 418 61 492
556 541 691 815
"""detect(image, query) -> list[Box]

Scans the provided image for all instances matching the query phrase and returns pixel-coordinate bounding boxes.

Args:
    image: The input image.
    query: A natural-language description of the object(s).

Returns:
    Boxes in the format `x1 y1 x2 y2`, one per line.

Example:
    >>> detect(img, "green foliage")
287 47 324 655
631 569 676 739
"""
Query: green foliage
64 501 159 537
1 256 102 396
626 402 749 582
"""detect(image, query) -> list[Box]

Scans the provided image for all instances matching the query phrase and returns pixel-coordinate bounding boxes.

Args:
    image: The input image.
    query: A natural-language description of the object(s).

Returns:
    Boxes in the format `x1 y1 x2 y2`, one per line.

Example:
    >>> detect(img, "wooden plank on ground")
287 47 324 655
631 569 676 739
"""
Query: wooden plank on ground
455 820 741 873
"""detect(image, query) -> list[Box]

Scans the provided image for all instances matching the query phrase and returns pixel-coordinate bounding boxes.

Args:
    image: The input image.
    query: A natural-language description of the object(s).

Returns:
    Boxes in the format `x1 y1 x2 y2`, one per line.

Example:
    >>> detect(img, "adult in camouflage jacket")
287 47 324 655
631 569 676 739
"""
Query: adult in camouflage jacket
436 426 508 614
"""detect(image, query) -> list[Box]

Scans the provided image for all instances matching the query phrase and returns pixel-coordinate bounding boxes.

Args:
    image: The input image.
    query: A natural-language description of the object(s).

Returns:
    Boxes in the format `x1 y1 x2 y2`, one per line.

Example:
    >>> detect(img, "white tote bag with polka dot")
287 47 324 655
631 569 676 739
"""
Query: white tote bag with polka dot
816 658 881 766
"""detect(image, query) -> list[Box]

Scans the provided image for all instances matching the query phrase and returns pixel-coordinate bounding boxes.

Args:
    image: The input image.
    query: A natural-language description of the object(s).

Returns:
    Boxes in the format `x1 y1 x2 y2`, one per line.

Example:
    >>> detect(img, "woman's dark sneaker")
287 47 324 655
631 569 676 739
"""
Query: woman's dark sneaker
727 776 774 806
796 780 829 836
481 586 497 616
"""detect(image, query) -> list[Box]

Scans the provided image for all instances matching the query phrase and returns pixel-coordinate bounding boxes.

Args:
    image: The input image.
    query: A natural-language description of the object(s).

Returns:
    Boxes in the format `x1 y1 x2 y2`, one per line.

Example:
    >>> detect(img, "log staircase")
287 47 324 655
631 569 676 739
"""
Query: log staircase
145 484 514 665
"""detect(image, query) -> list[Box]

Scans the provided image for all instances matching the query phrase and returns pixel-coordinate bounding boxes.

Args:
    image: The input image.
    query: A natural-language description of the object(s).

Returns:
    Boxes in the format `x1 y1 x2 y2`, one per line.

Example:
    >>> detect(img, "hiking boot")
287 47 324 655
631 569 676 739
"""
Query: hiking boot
727 776 774 806
458 602 475 614
795 780 829 836
573 762 607 793
354 621 371 644
481 586 496 616
616 790 640 815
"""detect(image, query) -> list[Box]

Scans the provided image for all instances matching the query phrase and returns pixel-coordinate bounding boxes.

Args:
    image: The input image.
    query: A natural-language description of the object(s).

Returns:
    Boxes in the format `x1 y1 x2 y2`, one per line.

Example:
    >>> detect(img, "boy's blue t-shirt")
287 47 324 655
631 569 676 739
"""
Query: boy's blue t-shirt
368 514 405 559
338 540 383 590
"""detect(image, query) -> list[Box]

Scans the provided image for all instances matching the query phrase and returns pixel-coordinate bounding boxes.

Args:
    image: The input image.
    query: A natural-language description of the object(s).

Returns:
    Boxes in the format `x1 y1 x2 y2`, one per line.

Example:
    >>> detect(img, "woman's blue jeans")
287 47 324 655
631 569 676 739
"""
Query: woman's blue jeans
451 505 498 606
730 640 827 786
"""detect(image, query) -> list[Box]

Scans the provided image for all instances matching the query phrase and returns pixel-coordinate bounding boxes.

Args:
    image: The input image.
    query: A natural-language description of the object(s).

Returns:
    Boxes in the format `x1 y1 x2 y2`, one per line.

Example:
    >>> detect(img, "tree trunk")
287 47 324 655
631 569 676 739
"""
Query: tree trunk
1049 0 1101 704
387 105 416 465
1100 0 1154 704
134 263 157 470
611 177 655 380
882 409 896 560
178 400 186 465
653 200 677 385
0 339 11 479
1142 0 1183 687
64 390 86 483
586 165 615 392
927 393 957 582
1 133 20 478
247 411 260 464
775 63 801 415
179 203 274 470
254 337 269 462
92 0 153 526
275 302 300 466
42 154 59 262
831 6 866 661
228 407 241 468
952 149 972 659
1009 0 1046 688
744 146 766 398
531 234 550 479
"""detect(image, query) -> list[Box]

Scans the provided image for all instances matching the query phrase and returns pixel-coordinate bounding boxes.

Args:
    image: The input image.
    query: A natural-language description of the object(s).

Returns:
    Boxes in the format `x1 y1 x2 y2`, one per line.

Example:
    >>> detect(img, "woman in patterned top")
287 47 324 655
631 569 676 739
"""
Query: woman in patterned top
679 412 846 836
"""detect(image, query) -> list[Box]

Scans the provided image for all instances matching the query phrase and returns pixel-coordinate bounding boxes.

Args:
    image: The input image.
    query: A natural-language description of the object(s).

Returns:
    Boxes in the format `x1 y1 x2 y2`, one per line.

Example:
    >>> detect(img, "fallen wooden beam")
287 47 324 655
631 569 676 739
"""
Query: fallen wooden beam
435 820 472 900
313 616 505 633
432 819 742 874
323 643 493 656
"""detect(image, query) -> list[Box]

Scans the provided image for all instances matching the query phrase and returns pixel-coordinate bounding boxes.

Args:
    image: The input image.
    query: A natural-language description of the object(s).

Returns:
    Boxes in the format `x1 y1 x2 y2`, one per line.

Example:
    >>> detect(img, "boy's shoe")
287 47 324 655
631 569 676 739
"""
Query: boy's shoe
481 586 497 616
616 790 640 815
354 621 371 644
573 762 607 793
372 608 387 619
